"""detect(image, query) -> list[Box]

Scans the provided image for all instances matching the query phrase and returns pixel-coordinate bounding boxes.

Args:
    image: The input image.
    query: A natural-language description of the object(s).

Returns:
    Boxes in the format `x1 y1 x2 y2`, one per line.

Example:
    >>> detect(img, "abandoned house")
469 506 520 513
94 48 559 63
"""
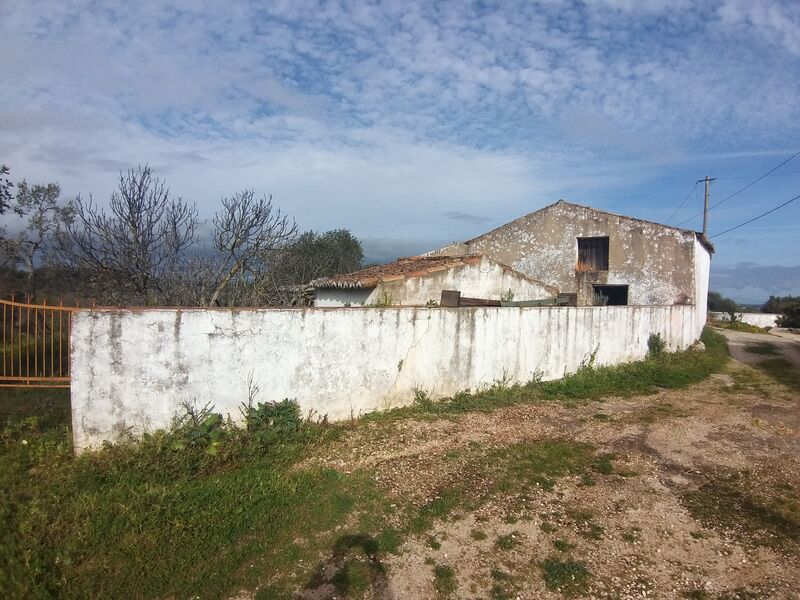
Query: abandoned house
311 254 558 307
427 200 714 307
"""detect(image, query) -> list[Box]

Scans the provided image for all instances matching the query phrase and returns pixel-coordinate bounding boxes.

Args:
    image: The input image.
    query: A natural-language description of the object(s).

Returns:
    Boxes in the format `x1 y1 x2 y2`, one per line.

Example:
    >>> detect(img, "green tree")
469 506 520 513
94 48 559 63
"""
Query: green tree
776 302 800 328
0 165 13 215
2 180 75 300
762 295 800 314
262 229 364 305
707 291 739 313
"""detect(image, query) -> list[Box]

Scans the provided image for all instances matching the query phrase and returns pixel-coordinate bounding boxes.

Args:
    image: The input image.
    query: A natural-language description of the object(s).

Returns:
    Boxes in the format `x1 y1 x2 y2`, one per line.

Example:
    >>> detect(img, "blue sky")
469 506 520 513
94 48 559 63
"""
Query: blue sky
1 0 799 302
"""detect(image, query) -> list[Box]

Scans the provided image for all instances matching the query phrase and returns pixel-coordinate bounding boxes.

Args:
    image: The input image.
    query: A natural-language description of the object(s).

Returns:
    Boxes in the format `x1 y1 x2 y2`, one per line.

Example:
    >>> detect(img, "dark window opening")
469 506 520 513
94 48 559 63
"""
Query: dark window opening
592 285 628 306
577 237 609 271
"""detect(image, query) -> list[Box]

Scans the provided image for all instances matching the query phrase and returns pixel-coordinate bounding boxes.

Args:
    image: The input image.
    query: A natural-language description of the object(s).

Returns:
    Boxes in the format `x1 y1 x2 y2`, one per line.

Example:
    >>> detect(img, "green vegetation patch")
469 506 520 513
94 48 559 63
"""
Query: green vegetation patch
433 564 457 596
368 328 728 421
489 440 598 493
681 473 800 551
540 556 590 595
753 357 800 391
743 342 780 355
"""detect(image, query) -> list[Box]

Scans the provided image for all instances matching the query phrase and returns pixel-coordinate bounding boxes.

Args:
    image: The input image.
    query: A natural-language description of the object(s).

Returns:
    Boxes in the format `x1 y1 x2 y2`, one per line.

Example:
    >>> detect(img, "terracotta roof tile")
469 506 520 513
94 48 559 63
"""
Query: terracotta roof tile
311 255 482 289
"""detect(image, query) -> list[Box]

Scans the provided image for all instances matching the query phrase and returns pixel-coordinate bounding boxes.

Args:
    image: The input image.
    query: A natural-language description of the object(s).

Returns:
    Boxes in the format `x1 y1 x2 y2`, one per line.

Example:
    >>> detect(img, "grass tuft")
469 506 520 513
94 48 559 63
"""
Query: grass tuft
540 556 590 594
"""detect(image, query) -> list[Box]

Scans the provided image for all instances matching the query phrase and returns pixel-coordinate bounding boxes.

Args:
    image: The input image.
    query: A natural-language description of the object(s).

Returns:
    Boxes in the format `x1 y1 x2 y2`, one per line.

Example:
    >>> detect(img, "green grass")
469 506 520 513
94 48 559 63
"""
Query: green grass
540 557 590 595
681 472 800 551
494 532 522 550
743 342 780 355
368 328 729 421
0 327 731 598
753 357 800 391
470 529 487 541
710 320 770 334
0 387 70 430
433 564 457 595
553 539 573 552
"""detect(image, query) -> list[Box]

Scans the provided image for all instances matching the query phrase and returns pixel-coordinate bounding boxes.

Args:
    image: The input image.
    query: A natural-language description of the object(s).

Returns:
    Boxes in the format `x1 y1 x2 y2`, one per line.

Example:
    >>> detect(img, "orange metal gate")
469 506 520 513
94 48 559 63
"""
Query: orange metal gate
1 298 77 388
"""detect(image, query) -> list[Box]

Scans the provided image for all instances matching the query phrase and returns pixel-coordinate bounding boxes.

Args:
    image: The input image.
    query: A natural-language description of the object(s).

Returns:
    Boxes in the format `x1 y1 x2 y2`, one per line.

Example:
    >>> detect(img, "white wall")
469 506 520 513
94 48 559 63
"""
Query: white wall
693 238 712 334
71 304 700 451
709 312 778 328
314 256 557 307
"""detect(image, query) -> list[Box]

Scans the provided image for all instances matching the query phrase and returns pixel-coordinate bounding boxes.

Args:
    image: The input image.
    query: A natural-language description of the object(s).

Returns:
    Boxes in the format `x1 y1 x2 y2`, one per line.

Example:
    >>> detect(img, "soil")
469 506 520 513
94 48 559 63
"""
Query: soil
299 337 800 599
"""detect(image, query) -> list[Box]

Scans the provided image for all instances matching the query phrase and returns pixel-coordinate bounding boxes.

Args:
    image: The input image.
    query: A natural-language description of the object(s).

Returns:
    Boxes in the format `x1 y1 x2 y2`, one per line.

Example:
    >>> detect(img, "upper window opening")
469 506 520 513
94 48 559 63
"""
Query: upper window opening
577 237 609 271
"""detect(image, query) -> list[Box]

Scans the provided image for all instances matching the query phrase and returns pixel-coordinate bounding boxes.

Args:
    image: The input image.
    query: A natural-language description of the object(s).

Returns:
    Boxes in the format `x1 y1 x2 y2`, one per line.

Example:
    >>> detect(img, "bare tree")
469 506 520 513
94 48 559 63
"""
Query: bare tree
56 166 198 305
207 190 296 306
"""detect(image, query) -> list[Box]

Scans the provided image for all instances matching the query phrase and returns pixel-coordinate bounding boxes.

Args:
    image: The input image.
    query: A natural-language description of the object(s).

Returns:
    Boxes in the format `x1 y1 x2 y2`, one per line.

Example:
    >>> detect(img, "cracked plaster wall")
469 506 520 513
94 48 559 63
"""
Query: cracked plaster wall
71 303 700 451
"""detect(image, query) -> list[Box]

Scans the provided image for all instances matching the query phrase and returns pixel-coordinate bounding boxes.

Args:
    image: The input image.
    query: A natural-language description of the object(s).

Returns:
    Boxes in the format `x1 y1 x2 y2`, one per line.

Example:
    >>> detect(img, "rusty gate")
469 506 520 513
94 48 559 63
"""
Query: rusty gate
0 297 77 388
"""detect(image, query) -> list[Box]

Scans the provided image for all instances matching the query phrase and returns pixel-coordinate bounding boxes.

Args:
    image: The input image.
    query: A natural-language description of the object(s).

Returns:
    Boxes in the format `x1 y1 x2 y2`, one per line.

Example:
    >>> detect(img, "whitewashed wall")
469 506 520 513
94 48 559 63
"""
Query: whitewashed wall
314 256 557 307
709 312 778 328
71 304 700 451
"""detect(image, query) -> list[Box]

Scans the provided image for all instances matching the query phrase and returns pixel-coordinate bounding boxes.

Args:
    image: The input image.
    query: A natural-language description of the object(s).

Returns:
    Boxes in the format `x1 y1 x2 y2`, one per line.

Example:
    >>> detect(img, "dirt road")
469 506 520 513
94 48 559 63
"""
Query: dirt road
304 347 800 599
717 327 800 370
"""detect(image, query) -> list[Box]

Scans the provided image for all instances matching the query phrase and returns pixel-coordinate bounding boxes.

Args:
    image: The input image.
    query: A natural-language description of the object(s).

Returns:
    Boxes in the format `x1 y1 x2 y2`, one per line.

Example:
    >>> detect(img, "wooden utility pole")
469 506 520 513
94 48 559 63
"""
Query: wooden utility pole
698 176 716 236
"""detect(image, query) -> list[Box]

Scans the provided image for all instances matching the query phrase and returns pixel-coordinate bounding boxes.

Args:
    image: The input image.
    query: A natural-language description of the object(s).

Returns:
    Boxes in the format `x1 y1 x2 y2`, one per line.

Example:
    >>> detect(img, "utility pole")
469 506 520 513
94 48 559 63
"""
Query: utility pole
697 176 716 236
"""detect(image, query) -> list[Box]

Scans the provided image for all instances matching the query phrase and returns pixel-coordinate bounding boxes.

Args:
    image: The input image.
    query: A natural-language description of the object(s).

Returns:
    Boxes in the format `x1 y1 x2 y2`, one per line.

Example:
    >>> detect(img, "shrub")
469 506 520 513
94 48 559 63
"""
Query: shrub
647 333 666 357
241 399 303 446
776 302 800 328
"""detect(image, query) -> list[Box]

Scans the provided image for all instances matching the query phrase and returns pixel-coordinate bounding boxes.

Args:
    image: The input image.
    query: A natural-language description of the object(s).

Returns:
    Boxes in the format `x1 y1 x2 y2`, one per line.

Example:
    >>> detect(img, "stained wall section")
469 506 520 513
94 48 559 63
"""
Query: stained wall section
71 304 700 451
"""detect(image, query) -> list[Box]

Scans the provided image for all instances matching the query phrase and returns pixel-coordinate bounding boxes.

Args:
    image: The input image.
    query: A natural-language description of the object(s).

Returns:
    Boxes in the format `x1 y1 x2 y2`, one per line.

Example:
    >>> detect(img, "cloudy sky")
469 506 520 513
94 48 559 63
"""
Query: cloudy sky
1 0 799 302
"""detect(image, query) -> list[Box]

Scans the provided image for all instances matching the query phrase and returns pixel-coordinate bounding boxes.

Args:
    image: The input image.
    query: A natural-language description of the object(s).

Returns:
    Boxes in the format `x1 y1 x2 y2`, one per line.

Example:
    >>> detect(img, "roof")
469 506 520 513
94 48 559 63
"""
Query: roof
311 255 483 289
465 200 715 254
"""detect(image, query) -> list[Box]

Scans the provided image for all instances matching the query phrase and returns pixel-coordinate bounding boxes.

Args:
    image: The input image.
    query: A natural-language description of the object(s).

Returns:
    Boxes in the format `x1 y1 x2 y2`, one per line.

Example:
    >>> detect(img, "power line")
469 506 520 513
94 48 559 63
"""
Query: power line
716 169 800 181
676 150 800 226
665 181 697 223
710 192 800 239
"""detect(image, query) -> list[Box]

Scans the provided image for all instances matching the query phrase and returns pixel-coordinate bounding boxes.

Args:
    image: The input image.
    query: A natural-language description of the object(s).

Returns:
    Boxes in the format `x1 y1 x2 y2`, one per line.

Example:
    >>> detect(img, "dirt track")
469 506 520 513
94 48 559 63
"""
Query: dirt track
306 346 800 599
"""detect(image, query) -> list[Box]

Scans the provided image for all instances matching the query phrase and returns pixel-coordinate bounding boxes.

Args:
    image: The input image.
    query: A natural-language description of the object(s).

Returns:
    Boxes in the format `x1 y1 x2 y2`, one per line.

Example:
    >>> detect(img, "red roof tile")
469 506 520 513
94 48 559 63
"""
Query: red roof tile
311 255 483 289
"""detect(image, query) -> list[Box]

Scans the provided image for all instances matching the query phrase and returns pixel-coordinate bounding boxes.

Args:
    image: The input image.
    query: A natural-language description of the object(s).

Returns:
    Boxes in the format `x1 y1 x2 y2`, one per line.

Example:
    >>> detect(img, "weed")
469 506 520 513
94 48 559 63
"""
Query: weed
683 590 710 600
490 569 518 600
592 412 610 421
366 328 728 422
621 528 640 543
376 528 402 554
433 564 457 595
553 539 573 552
490 440 596 493
540 557 590 594
540 522 557 533
495 532 522 550
648 332 666 357
427 536 442 550
592 453 615 475
470 529 487 541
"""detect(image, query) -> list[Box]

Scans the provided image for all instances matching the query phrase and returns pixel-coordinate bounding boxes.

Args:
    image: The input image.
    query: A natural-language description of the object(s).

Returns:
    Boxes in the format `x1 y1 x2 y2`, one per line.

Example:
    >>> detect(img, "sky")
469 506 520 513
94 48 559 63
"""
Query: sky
1 0 799 303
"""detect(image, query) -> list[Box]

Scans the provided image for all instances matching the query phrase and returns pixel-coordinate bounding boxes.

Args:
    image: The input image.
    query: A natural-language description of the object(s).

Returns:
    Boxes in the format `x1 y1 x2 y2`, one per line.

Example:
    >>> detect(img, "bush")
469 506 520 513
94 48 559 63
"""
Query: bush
647 333 666 357
777 302 800 328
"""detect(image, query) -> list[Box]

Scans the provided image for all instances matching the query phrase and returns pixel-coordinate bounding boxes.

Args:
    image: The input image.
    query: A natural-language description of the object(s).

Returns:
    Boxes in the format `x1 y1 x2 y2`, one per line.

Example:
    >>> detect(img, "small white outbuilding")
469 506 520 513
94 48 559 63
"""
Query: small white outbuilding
311 254 558 307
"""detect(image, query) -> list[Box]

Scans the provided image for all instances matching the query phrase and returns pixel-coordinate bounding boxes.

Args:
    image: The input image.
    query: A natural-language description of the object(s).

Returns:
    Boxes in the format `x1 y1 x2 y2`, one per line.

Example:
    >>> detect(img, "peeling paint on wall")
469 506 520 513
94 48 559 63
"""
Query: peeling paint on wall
429 201 711 307
71 303 701 451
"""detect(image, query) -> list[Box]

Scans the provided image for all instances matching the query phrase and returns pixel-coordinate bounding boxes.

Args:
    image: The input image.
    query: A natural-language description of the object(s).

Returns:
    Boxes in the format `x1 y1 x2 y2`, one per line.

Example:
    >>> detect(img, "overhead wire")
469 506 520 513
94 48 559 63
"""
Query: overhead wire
665 181 697 224
710 192 800 239
676 150 800 226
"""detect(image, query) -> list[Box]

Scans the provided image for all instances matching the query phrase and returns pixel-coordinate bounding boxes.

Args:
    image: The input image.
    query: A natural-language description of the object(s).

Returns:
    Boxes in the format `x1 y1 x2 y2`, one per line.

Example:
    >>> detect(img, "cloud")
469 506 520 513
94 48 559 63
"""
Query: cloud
711 262 800 303
442 211 494 224
0 0 798 275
